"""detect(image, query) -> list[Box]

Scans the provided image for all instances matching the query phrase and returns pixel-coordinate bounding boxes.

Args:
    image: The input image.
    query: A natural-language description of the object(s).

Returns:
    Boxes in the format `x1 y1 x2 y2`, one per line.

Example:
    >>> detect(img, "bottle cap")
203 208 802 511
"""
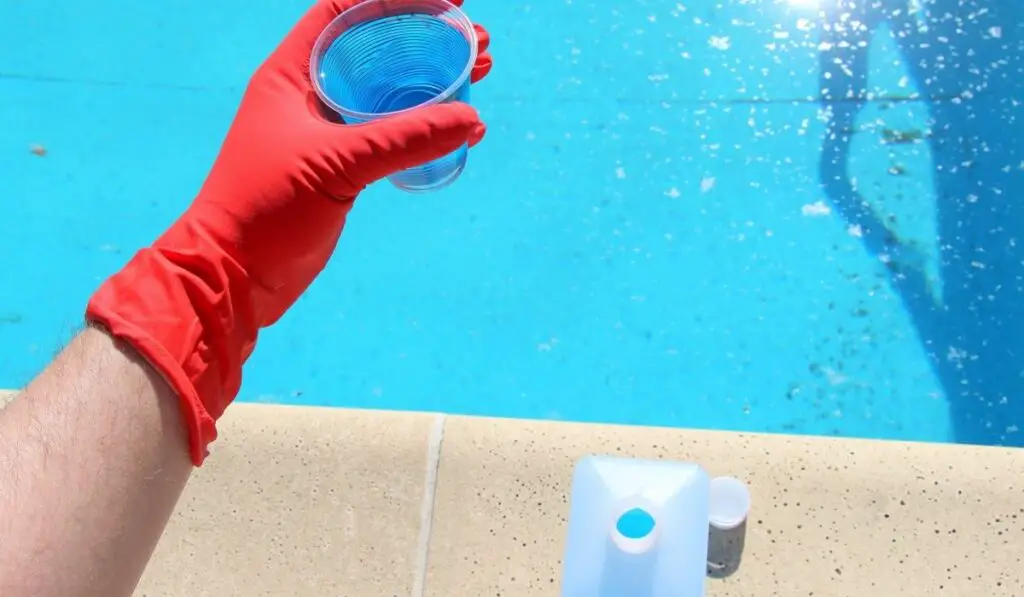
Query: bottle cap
709 476 751 530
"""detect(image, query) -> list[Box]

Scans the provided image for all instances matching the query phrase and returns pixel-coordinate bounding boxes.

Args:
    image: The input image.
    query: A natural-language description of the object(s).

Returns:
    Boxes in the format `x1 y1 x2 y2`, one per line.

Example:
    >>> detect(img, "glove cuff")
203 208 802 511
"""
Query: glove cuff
86 223 258 465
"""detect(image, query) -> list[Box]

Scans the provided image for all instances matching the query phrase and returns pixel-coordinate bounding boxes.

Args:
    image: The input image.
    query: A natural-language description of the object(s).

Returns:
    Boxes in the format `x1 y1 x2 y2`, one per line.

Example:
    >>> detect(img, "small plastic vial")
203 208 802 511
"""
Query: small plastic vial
561 455 711 597
708 476 751 530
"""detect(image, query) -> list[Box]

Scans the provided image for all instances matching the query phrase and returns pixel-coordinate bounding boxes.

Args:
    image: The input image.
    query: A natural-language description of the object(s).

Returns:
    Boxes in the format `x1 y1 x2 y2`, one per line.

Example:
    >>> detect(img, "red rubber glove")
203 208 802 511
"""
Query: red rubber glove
85 0 493 465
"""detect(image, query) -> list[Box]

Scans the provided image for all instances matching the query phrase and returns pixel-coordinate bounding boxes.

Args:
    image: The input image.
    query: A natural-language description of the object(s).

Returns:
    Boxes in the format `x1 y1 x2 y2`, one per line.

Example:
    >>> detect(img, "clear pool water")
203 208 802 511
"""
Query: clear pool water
1 0 1021 447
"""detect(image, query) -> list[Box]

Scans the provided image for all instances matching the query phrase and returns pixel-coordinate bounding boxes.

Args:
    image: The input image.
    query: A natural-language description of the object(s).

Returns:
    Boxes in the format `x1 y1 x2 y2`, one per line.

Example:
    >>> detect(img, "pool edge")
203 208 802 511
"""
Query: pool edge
3 393 1019 595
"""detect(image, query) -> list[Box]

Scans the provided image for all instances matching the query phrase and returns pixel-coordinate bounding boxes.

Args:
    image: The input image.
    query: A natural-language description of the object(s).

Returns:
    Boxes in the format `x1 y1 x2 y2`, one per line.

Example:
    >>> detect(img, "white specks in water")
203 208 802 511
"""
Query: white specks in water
801 201 832 217
989 26 1002 39
665 187 681 199
847 224 864 238
538 337 559 353
831 57 854 78
615 166 626 180
525 131 536 141
709 36 731 50
946 346 968 366
825 367 848 386
648 73 670 82
700 176 716 193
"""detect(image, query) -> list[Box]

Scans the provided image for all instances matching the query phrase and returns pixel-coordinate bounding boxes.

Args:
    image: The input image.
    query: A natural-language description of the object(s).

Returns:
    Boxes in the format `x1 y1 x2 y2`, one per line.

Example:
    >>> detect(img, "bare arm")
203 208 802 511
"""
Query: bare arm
0 327 192 597
0 2 491 595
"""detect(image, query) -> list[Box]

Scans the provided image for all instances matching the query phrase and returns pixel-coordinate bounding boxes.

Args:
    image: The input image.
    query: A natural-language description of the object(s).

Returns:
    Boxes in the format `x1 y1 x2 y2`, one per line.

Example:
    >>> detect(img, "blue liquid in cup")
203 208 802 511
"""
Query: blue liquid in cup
318 14 473 192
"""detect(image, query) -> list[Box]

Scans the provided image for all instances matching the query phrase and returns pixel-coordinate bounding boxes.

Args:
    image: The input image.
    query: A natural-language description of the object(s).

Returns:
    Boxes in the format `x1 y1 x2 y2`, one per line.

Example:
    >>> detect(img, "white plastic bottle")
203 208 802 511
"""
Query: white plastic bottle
561 455 711 597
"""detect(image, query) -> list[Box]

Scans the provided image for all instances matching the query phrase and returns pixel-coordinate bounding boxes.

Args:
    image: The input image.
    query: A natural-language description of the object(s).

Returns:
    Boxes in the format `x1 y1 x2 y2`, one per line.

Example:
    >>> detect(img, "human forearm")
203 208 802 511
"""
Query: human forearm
0 2 493 594
0 327 192 597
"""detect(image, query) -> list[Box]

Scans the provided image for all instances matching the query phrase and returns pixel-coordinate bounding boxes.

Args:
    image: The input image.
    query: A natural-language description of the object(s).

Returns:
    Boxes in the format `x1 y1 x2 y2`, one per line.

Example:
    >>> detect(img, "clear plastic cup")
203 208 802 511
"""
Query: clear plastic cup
310 0 478 193
708 476 751 530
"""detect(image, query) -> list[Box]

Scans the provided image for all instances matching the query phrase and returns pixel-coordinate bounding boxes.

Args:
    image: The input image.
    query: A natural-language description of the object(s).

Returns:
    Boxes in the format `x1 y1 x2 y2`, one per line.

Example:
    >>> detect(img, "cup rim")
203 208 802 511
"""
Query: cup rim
309 0 479 121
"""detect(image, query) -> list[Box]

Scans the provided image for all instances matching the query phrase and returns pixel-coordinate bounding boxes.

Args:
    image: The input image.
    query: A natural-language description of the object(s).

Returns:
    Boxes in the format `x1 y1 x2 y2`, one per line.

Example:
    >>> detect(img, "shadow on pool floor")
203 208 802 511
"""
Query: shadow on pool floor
817 0 1024 448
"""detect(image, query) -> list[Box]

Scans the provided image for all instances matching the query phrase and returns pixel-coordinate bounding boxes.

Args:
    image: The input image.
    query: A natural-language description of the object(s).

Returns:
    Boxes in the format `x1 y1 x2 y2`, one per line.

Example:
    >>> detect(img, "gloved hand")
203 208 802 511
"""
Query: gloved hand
86 0 493 465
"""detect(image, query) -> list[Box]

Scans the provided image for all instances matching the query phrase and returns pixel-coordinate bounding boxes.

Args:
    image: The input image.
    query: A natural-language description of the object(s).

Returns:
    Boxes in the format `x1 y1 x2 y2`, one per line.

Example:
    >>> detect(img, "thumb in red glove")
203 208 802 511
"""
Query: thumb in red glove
86 0 493 465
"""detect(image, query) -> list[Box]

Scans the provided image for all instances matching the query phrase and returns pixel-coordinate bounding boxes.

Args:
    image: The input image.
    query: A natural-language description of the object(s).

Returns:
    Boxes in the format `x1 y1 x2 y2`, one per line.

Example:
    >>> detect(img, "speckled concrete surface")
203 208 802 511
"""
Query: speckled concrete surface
428 415 1023 596
2 395 1021 596
136 405 440 597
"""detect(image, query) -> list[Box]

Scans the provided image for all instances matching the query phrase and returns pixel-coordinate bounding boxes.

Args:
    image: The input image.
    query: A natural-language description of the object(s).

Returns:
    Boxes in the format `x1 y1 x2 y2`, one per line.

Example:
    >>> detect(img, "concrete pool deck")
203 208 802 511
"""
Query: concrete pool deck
2 392 1021 595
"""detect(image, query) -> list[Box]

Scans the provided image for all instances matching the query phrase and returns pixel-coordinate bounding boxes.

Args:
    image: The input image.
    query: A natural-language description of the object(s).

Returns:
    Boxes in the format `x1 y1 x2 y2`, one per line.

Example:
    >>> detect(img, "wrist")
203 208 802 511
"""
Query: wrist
86 231 258 465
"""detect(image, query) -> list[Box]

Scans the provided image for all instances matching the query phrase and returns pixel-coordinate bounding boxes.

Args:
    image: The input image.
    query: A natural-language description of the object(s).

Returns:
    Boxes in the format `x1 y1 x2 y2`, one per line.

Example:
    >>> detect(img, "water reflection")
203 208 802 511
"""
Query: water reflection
817 0 1024 445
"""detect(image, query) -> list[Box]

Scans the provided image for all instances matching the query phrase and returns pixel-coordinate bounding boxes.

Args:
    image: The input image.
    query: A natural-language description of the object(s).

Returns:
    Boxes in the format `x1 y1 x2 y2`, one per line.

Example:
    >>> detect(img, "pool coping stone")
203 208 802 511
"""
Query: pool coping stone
2 392 1021 595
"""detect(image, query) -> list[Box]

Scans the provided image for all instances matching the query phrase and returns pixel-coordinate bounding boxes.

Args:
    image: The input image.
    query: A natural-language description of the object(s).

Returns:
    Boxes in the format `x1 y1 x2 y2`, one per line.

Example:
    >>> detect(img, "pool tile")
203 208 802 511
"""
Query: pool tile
426 415 1023 596
137 405 438 597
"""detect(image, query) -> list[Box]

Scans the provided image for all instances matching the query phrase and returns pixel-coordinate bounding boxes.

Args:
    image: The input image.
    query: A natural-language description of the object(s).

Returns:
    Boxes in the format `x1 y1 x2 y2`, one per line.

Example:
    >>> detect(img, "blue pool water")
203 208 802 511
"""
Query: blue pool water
1 0 1022 447
317 14 472 115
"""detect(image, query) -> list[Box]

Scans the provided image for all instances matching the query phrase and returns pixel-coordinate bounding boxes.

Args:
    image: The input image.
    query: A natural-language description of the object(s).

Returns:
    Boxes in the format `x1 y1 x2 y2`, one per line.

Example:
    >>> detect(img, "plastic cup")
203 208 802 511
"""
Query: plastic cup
708 476 751 530
310 0 478 193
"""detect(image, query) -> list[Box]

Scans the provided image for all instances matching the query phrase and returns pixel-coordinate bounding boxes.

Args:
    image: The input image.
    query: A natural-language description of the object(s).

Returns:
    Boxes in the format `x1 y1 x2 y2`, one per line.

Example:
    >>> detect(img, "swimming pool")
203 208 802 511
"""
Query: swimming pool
1 0 1021 447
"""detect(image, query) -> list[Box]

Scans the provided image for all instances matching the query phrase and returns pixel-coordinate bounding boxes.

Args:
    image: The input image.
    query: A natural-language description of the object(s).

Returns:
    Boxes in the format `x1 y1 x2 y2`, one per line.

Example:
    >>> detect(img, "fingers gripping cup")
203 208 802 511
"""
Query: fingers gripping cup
311 0 478 193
